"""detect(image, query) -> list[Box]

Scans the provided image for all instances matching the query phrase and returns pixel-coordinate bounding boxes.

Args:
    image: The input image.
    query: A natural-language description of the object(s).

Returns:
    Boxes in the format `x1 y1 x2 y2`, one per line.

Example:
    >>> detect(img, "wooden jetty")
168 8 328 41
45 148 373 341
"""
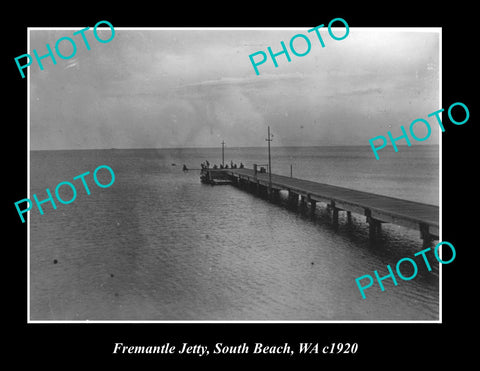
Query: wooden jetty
201 168 439 245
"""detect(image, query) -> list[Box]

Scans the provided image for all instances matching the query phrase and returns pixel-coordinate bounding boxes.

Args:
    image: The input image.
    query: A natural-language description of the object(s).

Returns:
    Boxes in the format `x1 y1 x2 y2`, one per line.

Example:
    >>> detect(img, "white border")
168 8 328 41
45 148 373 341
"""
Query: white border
27 29 31 323
438 30 443 323
27 27 442 324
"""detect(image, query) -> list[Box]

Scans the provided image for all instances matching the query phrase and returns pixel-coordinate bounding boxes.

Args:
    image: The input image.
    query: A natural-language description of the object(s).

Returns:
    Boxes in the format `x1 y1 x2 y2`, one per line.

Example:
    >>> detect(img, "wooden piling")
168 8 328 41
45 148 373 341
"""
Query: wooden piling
310 199 317 217
420 223 434 247
202 168 439 245
300 195 307 210
271 188 280 203
332 206 339 230
368 217 382 240
288 190 298 208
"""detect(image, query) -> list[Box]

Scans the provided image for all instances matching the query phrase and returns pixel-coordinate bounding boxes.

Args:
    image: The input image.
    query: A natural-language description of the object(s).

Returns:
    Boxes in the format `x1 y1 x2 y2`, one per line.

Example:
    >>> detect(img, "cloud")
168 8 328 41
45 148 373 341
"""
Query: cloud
29 28 440 150
176 71 306 88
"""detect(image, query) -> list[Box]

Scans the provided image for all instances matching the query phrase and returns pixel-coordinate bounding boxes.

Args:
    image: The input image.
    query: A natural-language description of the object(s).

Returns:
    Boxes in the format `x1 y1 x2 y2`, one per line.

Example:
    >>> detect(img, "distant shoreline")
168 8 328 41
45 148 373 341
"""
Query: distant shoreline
30 144 439 152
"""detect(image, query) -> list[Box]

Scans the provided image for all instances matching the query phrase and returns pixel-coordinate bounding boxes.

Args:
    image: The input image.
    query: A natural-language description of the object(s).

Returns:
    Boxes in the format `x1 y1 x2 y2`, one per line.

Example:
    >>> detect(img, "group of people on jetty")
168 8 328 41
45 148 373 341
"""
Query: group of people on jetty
182 160 244 172
202 160 244 170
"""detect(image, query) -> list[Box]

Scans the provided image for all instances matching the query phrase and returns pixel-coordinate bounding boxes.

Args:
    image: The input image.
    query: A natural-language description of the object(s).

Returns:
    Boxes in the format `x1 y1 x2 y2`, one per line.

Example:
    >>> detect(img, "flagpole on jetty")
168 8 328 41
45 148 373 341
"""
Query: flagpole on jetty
221 140 225 167
266 126 273 197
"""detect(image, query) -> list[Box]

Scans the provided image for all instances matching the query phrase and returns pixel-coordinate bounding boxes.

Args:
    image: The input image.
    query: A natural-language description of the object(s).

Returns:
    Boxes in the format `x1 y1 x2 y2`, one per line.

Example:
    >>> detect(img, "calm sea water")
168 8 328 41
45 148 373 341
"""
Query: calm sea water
29 145 439 321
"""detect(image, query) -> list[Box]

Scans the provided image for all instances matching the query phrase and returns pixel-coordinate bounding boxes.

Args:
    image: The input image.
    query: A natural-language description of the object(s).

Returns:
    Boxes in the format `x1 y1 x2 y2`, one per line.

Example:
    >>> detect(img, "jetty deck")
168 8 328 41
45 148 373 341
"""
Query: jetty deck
202 168 439 244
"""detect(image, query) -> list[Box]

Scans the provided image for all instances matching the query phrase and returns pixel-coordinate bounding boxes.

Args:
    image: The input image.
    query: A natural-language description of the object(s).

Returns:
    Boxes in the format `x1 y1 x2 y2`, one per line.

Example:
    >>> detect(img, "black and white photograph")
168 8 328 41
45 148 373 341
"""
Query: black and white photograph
27 26 441 321
7 6 475 364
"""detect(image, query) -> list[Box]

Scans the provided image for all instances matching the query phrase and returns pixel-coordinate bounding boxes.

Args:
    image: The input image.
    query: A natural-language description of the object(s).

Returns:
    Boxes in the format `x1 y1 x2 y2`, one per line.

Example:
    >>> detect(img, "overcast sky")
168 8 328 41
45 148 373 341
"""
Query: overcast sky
29 27 440 150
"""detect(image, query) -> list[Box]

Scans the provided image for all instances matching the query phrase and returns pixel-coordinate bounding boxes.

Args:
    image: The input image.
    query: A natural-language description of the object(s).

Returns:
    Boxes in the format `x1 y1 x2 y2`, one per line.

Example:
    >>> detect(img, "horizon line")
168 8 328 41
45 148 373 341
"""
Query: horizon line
30 143 439 151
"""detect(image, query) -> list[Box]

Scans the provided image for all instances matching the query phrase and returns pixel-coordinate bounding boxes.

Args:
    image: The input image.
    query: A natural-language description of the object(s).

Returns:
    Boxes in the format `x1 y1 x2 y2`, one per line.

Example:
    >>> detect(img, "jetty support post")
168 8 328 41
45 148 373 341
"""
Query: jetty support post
288 190 298 208
247 177 254 193
299 195 307 211
307 194 316 217
270 188 280 203
367 217 382 240
365 209 382 240
267 185 275 201
330 201 340 230
263 184 270 199
419 223 434 247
